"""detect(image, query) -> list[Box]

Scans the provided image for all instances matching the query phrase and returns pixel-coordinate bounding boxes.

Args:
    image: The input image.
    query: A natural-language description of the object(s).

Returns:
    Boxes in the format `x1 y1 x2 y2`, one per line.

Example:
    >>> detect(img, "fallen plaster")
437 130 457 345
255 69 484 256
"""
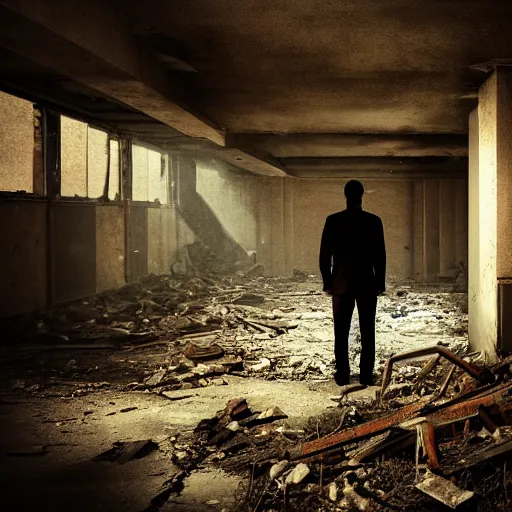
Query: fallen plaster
0 274 471 511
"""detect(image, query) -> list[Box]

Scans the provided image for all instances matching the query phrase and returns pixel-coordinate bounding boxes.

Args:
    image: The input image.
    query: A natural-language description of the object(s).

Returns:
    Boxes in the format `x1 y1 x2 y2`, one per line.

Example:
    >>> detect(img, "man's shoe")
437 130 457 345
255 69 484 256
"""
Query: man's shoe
334 372 350 386
359 377 374 386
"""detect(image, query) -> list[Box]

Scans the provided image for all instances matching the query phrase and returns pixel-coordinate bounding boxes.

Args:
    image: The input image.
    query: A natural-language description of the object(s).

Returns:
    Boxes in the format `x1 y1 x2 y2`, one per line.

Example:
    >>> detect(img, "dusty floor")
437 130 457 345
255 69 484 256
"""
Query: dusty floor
0 275 469 511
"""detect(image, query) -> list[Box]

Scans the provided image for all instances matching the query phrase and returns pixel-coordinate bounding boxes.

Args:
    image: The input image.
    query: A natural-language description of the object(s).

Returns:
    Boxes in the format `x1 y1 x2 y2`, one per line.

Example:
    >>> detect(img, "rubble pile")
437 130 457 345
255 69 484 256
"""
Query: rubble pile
1 272 471 397
160 349 512 512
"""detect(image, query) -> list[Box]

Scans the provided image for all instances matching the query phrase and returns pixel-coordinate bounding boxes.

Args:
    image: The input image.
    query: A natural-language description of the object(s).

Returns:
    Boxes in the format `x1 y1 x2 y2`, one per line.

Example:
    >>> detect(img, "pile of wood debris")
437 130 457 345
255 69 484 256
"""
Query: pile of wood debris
160 347 512 511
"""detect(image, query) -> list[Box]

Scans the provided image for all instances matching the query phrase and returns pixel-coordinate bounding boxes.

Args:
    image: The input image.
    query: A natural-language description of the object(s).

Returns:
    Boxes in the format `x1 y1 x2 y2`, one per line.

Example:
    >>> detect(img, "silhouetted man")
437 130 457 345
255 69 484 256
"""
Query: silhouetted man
319 180 386 386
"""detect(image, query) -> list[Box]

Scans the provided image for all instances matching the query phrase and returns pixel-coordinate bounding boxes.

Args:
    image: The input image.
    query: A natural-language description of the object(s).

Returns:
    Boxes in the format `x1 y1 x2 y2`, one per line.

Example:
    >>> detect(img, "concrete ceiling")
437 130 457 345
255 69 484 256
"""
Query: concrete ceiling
119 0 505 135
2 0 511 176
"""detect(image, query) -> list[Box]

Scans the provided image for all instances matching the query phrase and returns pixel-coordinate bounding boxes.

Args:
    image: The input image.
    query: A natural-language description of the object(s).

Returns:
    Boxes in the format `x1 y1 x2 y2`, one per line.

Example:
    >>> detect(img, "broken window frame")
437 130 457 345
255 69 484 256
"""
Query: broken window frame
0 88 45 198
130 138 170 207
58 114 123 203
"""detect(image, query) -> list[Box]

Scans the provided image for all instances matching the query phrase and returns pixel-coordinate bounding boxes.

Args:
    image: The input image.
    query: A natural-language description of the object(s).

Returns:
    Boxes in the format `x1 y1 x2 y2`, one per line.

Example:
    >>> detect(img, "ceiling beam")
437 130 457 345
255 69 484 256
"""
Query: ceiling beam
228 133 468 158
0 0 223 144
166 139 287 177
282 157 467 178
0 0 286 177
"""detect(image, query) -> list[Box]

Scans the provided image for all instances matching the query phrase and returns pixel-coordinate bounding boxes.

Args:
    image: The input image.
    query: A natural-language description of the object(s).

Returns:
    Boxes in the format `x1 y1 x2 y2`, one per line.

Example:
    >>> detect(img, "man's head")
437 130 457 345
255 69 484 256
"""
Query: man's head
344 180 364 207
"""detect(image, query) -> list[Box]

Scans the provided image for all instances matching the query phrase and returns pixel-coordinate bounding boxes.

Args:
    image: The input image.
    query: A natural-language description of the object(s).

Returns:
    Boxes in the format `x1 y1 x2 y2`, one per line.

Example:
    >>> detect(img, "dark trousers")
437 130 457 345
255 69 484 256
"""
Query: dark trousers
332 293 377 382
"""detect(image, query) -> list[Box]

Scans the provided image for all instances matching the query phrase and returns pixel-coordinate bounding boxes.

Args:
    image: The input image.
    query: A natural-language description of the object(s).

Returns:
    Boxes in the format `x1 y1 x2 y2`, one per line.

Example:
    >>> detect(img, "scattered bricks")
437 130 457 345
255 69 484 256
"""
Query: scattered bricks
270 460 289 479
93 440 157 464
285 463 310 485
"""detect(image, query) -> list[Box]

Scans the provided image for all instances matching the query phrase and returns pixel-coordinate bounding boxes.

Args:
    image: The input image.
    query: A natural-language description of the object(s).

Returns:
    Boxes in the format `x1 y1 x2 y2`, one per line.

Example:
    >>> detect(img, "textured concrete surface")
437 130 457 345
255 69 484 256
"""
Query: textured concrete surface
95 205 125 293
292 179 415 279
60 116 87 198
196 160 260 254
475 72 498 357
0 380 336 511
469 108 481 353
0 200 46 316
0 90 34 193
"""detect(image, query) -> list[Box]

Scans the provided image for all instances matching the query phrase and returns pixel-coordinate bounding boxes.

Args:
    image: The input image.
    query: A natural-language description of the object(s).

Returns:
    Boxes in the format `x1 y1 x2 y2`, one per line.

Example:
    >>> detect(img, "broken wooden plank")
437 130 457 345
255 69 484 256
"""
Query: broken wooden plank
444 439 512 476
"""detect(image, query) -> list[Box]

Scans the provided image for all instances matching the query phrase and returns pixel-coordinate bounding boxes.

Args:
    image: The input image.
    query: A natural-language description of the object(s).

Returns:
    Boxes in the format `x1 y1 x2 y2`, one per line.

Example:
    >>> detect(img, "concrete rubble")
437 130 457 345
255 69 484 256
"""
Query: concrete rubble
4 270 512 511
159 347 512 512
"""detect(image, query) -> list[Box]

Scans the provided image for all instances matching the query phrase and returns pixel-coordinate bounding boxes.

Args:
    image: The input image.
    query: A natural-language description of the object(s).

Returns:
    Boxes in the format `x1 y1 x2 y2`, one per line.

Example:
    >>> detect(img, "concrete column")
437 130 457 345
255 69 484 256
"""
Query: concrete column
469 68 512 358
423 180 440 281
454 178 468 275
468 107 481 349
283 178 295 275
413 180 425 281
439 180 457 278
257 180 273 274
270 178 286 275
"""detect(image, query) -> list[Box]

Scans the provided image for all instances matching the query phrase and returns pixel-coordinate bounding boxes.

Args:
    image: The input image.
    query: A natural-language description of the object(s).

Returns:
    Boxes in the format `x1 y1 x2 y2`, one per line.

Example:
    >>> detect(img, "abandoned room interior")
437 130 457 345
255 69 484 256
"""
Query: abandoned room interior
2 1 512 510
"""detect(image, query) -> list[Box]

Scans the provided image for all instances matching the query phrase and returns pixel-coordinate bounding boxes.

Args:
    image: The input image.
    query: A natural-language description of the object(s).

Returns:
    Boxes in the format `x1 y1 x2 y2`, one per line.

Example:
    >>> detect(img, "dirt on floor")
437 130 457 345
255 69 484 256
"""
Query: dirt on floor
0 272 479 511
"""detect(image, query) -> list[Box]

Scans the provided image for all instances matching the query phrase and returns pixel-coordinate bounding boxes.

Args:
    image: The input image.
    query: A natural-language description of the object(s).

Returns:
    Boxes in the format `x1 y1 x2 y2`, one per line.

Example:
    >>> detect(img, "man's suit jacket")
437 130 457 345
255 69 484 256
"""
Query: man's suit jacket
319 208 386 295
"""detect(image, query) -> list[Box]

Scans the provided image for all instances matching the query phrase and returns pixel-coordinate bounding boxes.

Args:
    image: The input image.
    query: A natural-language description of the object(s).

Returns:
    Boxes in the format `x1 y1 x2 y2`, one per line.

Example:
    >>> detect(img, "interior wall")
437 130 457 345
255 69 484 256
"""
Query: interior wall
292 179 415 280
257 176 468 284
96 205 125 292
0 200 47 316
196 160 260 254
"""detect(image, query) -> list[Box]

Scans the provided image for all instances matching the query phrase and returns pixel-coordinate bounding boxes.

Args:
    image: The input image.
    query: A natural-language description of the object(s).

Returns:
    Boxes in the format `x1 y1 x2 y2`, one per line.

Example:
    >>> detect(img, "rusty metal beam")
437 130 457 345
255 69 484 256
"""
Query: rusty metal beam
287 399 430 461
289 381 512 462
380 346 495 403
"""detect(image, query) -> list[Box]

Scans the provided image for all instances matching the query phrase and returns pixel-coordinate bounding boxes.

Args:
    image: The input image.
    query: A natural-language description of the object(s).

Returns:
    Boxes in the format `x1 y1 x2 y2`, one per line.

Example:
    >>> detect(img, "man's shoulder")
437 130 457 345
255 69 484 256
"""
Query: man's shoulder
362 211 382 223
325 211 346 222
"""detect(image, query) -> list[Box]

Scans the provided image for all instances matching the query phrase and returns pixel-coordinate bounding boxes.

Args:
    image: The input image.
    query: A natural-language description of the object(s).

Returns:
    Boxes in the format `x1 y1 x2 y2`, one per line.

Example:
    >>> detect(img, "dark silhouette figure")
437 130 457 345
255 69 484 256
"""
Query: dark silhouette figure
319 180 386 386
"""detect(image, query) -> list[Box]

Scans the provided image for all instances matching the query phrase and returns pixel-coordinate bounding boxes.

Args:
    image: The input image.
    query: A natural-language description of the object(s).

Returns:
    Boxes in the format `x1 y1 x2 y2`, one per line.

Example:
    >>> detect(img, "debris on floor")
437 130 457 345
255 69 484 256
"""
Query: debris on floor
162 347 512 512
1 273 470 398
93 439 158 464
0 271 483 511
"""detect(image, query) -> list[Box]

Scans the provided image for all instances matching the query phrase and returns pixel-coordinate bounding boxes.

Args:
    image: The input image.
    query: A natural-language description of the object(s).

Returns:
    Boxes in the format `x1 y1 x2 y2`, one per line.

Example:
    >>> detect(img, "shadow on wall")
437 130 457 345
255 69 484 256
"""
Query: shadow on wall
177 156 250 264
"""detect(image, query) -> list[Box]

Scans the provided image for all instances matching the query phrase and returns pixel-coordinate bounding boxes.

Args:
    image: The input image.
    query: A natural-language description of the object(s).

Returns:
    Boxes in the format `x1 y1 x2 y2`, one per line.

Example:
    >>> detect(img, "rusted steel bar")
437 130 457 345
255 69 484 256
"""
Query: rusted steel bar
437 364 457 399
478 405 498 433
426 382 512 426
380 346 495 402
287 399 430 461
289 381 512 462
420 422 440 469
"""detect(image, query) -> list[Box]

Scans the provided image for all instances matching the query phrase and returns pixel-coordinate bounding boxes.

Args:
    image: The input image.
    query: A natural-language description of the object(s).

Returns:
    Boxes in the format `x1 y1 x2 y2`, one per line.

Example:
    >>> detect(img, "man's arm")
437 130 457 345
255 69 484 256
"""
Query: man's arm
319 217 333 292
374 218 386 293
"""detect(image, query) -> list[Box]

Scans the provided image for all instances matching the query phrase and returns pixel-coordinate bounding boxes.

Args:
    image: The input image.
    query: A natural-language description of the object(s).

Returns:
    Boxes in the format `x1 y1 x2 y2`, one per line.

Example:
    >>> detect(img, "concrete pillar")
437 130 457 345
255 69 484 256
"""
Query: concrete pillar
413 180 425 281
283 178 295 275
454 178 468 275
468 107 481 349
439 180 457 278
469 68 512 358
270 178 286 275
257 180 273 274
423 180 440 281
